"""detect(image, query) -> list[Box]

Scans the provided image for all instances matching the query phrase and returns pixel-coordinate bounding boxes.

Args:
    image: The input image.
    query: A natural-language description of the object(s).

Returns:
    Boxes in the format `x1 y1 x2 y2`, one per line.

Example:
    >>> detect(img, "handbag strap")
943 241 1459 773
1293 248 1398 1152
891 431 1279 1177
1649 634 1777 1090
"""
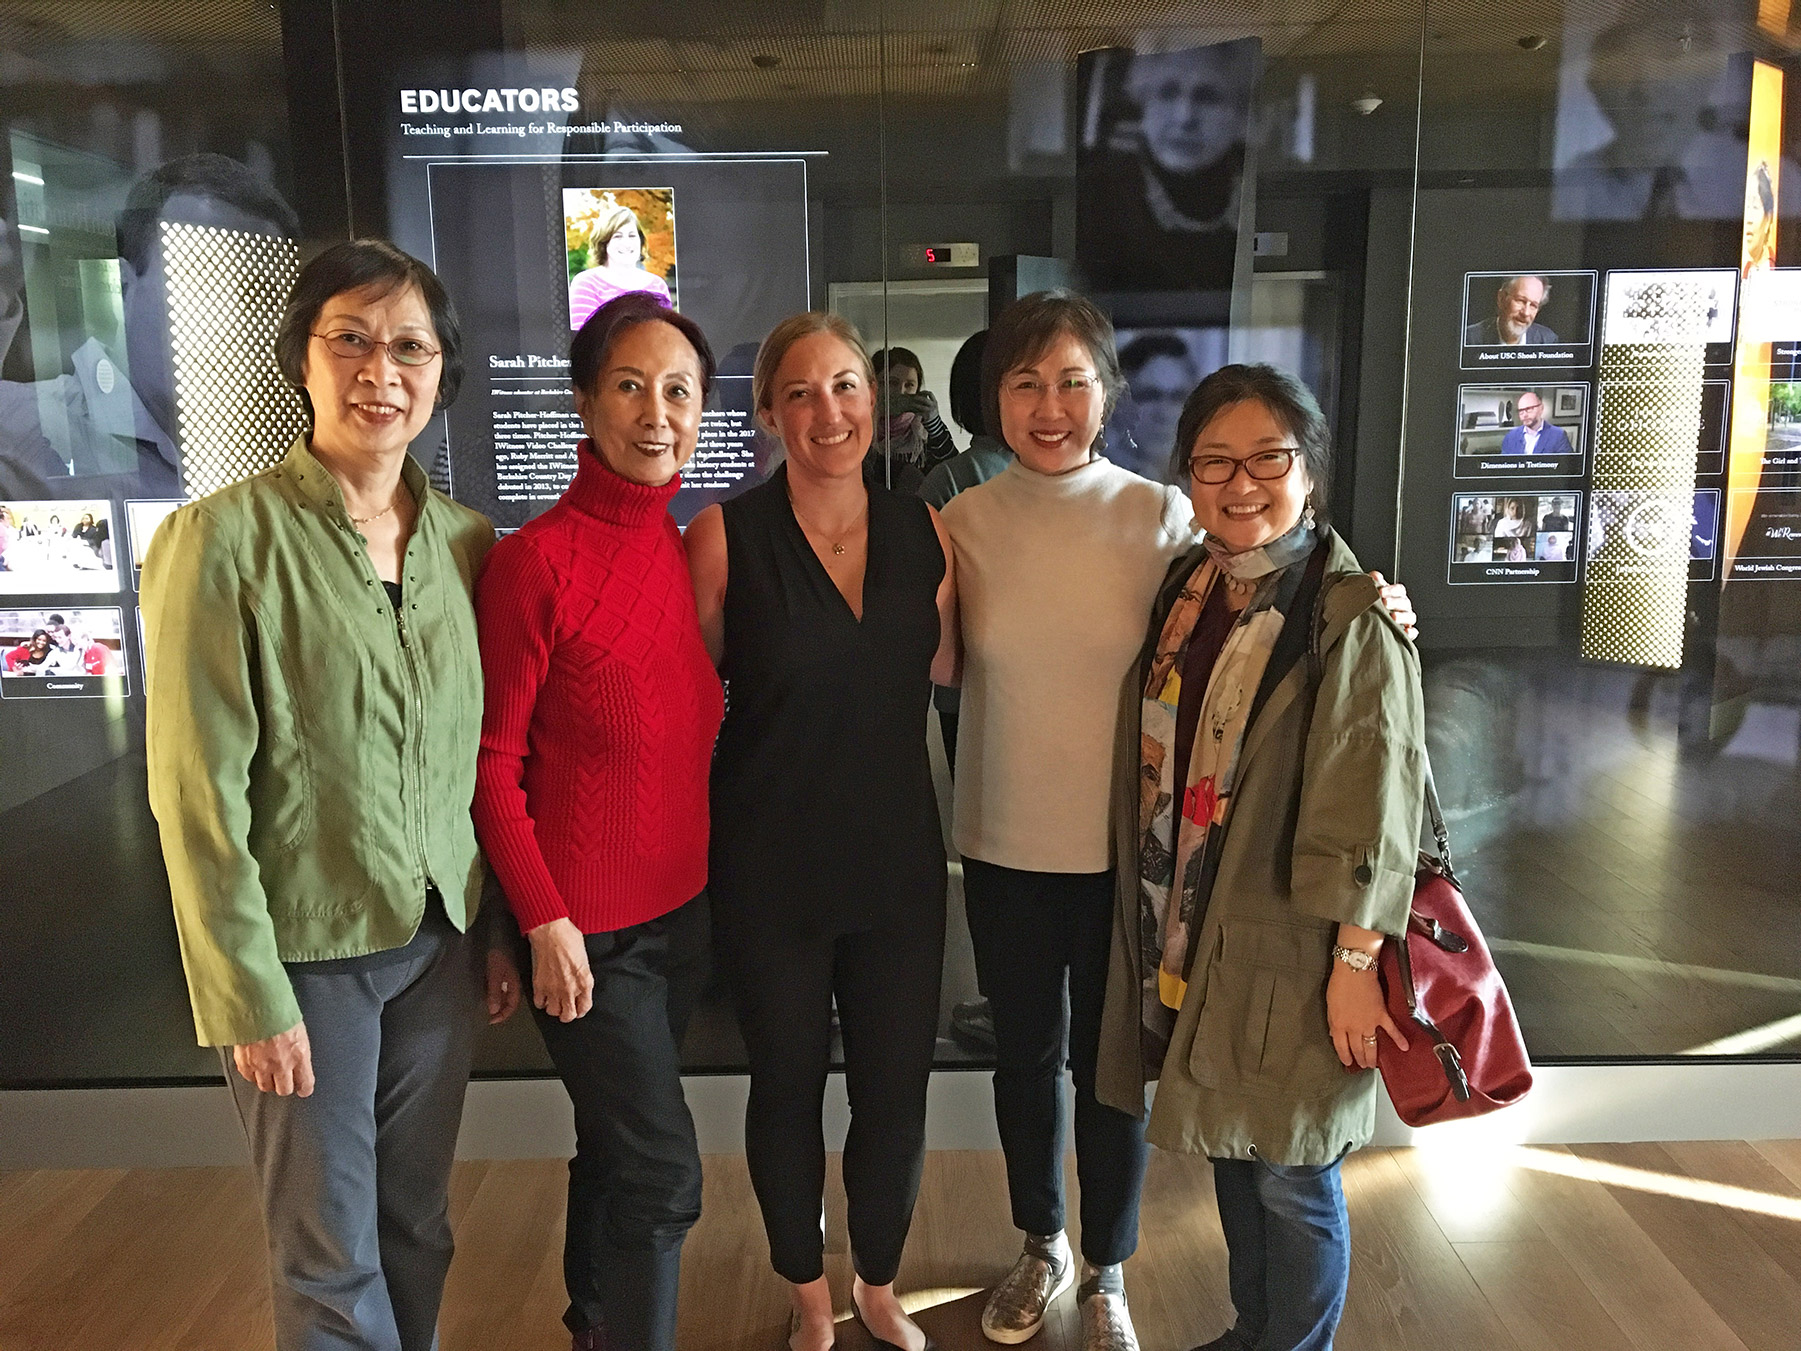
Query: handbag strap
1306 568 1456 882
1306 572 1474 1102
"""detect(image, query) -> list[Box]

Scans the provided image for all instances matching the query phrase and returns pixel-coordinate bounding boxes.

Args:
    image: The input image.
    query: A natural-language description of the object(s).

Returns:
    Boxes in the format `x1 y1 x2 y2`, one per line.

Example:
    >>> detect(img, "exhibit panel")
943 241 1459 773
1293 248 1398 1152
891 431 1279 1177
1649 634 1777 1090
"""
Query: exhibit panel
1401 2 1801 1057
0 1 322 1082
3 0 1801 1088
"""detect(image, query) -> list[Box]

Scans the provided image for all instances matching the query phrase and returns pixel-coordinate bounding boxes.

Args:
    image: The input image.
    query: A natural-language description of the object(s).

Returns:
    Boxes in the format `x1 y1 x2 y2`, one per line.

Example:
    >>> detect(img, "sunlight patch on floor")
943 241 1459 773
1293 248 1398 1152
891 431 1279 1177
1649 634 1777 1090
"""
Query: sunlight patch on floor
1510 1145 1801 1221
1491 937 1801 993
1682 1010 1801 1056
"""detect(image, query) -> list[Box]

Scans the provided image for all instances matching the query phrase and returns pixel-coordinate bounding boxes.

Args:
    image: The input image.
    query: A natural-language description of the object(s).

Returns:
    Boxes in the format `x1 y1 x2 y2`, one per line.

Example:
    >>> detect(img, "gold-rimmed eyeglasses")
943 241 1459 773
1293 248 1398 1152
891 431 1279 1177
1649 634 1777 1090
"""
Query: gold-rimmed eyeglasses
311 330 441 366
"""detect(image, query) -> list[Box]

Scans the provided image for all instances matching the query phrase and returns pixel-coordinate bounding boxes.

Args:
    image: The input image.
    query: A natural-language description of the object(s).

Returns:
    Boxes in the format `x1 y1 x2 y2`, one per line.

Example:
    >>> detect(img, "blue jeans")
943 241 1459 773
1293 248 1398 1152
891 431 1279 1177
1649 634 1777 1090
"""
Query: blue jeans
1209 1153 1351 1351
223 899 480 1351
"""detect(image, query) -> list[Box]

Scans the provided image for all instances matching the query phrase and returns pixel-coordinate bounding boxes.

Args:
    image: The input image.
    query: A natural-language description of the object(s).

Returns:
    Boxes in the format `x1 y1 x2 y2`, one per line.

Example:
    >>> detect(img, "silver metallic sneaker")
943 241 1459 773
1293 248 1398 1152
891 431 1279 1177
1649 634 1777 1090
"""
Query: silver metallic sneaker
980 1235 1074 1343
1079 1290 1141 1351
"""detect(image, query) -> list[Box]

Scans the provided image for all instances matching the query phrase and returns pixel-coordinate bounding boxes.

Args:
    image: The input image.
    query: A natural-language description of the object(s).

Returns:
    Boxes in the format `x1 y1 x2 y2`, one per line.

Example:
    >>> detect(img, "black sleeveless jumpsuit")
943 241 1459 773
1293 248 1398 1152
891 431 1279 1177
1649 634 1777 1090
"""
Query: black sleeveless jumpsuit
710 463 948 1287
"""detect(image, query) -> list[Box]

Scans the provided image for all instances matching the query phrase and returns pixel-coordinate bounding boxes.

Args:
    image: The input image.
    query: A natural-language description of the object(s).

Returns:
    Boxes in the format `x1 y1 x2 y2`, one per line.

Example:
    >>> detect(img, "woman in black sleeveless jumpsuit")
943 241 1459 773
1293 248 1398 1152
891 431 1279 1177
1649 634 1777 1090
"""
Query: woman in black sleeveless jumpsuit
686 313 952 1349
713 457 947 1281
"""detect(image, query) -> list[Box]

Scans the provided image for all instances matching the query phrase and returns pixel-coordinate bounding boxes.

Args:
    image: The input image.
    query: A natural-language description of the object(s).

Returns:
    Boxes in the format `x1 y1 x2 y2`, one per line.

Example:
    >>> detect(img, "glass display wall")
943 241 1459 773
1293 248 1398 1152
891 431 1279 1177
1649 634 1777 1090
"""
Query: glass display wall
3 0 1799 1084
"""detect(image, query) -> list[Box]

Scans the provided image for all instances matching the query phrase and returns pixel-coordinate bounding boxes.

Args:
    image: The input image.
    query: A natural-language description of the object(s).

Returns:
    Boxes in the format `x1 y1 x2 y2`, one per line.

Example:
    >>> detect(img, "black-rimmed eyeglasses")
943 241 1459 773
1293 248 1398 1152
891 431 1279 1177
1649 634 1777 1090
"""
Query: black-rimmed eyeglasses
1188 448 1298 485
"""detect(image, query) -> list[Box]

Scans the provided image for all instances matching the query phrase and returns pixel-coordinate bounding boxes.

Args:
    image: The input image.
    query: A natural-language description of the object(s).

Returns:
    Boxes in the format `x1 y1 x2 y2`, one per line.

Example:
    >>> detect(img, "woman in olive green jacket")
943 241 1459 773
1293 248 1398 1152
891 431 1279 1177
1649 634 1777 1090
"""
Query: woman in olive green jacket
1095 364 1424 1351
143 240 517 1351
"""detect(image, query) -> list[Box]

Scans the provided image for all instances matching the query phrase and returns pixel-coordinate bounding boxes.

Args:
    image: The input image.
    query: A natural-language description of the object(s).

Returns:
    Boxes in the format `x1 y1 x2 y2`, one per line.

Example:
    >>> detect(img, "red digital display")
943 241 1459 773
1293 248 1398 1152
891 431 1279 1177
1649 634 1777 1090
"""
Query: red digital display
905 242 977 268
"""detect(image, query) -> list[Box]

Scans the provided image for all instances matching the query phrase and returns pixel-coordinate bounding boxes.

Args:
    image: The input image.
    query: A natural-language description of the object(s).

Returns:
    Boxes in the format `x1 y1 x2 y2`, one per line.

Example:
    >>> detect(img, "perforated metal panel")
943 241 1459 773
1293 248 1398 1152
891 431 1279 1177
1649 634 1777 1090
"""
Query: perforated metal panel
1581 340 1706 669
160 220 306 500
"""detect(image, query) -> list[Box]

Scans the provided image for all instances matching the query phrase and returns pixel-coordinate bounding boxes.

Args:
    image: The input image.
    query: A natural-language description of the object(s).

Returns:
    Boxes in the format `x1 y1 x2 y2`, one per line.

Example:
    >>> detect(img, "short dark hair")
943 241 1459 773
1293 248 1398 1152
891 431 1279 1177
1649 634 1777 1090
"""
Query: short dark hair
570 292 715 398
982 290 1123 448
1170 363 1333 510
117 153 299 274
948 329 988 435
1119 331 1194 379
873 346 925 384
275 239 465 420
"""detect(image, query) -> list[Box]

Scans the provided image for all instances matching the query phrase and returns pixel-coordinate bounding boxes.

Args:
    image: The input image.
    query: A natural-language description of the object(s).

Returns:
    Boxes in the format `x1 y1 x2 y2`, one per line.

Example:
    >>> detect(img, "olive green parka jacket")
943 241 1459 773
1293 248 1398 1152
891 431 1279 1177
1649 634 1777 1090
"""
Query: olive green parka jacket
1095 530 1426 1164
142 437 494 1047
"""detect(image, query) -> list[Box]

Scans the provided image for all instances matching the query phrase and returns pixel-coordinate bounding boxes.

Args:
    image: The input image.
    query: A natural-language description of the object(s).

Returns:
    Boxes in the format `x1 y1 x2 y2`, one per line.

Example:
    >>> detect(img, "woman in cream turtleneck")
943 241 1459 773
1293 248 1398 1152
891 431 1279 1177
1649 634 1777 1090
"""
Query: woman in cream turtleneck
941 291 1413 1351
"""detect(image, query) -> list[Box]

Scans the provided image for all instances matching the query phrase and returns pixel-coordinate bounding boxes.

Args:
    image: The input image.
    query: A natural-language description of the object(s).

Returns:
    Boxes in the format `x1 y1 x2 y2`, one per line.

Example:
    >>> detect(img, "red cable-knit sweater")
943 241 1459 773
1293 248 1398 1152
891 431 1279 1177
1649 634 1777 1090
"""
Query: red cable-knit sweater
472 442 724 934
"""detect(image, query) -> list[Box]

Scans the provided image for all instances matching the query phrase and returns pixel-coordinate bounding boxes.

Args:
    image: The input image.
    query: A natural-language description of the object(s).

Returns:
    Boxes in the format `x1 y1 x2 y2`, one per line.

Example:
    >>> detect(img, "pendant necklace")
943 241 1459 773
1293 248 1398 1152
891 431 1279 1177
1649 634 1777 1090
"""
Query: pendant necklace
789 492 866 560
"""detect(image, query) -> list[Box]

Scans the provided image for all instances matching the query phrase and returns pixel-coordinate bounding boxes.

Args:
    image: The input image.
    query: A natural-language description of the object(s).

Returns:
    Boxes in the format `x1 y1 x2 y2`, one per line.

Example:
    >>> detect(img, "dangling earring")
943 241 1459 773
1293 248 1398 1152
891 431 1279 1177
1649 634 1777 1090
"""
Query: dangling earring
1302 496 1317 530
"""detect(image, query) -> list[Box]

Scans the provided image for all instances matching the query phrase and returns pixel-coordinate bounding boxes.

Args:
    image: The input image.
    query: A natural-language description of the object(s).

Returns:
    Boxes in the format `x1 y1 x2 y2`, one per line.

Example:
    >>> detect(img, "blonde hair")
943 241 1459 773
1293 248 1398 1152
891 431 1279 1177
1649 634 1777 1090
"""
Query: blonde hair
588 205 642 261
751 311 874 416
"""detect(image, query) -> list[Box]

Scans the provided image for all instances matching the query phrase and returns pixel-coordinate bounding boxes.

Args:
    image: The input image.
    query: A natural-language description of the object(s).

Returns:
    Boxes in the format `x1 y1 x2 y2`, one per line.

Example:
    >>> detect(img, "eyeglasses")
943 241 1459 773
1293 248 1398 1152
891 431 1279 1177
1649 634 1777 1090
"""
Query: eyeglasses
311 330 441 366
1000 374 1101 402
1188 448 1298 485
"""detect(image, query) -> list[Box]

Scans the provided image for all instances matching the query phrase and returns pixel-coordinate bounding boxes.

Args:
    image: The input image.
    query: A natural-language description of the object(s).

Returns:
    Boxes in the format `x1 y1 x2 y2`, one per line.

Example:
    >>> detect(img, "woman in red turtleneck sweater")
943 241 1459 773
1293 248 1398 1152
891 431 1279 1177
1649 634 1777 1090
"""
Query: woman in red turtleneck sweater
472 292 722 1351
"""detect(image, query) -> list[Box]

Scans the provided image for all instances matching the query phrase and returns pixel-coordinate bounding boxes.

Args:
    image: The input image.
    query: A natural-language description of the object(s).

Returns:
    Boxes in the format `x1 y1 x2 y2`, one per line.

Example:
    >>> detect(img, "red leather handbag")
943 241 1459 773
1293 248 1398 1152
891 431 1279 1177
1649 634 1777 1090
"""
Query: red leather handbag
1377 762 1534 1126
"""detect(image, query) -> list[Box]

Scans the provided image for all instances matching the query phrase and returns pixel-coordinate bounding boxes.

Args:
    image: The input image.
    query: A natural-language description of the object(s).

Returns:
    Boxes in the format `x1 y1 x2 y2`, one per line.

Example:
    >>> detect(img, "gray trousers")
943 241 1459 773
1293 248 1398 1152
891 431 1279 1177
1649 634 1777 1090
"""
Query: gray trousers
223 901 481 1351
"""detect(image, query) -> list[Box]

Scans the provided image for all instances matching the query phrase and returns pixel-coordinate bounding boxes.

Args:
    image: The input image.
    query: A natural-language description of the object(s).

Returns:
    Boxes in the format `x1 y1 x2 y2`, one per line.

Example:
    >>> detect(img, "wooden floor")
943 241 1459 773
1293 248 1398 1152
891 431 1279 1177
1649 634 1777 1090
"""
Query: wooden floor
5 1142 1801 1350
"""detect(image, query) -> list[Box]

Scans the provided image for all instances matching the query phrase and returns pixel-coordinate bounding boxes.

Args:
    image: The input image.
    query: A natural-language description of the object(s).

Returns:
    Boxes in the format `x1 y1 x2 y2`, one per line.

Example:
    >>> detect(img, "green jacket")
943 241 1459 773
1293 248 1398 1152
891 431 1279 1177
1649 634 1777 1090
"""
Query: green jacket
1096 531 1425 1164
143 436 494 1046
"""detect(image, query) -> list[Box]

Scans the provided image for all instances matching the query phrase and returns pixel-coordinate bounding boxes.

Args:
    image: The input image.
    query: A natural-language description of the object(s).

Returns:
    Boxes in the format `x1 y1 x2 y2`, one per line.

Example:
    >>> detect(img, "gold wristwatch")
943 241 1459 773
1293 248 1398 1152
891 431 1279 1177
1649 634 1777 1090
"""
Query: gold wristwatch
1331 945 1378 973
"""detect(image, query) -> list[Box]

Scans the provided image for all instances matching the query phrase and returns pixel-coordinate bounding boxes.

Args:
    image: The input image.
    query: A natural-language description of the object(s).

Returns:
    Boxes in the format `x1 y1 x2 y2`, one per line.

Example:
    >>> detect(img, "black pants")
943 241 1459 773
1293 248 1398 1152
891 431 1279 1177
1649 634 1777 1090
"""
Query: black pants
720 899 946 1286
962 857 1149 1266
936 702 960 779
524 895 708 1351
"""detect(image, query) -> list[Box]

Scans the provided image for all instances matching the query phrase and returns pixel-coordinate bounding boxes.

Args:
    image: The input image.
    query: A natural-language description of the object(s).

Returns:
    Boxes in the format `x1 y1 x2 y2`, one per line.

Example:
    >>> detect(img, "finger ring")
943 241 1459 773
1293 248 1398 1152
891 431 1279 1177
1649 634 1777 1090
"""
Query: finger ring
1362 1035 1379 1043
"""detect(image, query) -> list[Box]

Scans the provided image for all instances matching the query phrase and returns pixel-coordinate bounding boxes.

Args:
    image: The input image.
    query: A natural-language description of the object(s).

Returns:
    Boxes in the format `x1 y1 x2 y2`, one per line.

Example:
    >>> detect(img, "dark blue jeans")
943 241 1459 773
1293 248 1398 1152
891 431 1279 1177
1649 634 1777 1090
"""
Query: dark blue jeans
1210 1153 1351 1351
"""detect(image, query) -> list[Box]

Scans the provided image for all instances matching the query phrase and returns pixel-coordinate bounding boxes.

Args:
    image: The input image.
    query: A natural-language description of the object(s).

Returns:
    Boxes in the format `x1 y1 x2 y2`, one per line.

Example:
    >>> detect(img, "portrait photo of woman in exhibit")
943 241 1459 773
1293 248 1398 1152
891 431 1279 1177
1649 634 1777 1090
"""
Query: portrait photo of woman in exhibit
567 198 675 331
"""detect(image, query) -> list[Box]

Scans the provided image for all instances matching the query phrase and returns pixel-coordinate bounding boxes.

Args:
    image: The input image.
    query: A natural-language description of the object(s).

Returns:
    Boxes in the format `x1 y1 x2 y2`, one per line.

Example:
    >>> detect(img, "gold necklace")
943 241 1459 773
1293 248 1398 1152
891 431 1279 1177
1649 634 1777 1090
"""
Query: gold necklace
348 492 404 527
789 493 866 559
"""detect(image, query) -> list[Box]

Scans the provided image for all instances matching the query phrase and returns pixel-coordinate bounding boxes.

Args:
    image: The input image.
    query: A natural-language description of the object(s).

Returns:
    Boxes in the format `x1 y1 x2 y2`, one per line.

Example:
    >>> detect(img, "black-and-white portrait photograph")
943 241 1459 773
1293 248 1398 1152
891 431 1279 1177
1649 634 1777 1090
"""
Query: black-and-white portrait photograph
1076 39 1260 292
1108 326 1228 482
1553 7 1801 222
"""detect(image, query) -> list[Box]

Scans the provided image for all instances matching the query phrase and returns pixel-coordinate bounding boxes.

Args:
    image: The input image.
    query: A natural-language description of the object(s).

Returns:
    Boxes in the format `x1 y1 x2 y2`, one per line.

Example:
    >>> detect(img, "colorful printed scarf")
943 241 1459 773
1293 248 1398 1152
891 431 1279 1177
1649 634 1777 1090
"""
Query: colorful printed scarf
1135 521 1320 1067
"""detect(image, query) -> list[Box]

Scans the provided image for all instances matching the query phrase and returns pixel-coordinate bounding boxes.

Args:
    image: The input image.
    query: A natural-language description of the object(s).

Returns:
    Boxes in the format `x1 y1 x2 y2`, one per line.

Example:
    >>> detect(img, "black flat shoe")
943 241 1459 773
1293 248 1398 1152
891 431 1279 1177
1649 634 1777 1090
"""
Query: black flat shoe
850 1295 936 1351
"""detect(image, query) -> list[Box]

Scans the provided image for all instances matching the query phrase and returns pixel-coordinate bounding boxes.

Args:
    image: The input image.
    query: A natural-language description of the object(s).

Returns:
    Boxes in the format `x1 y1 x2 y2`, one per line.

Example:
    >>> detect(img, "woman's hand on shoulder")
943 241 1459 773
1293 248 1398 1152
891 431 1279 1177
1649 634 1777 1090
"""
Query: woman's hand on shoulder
1368 571 1417 640
684 504 728 668
232 1021 314 1097
526 916 594 1021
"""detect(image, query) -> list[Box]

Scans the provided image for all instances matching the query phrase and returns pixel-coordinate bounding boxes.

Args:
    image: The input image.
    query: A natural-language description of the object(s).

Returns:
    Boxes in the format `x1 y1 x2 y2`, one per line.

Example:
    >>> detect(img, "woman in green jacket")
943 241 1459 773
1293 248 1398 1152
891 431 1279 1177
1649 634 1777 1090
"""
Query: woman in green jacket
1095 364 1425 1351
142 239 517 1351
